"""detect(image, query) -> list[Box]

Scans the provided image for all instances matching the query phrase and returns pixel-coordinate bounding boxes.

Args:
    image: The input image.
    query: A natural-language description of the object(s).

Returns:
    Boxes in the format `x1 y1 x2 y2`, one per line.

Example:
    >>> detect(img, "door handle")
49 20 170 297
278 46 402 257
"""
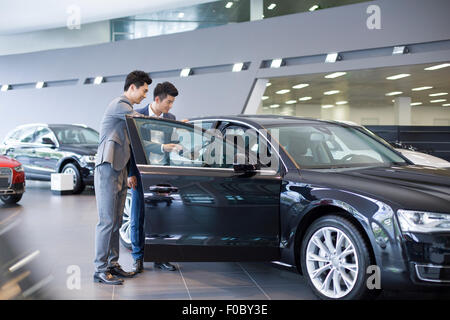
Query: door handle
149 185 179 193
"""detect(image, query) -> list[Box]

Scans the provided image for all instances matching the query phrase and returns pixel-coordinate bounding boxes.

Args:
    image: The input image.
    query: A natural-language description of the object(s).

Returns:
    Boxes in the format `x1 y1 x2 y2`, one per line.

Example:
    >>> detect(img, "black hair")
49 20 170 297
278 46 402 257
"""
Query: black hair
153 82 179 101
124 70 152 91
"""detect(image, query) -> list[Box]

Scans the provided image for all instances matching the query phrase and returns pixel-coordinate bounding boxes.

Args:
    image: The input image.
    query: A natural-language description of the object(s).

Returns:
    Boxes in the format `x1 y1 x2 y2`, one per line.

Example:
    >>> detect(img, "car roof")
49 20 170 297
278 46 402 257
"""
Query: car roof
189 114 354 128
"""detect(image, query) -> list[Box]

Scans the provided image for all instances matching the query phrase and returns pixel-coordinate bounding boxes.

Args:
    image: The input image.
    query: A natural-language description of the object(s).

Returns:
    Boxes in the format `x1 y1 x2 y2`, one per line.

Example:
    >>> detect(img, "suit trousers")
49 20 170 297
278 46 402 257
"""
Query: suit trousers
94 162 128 273
130 175 145 261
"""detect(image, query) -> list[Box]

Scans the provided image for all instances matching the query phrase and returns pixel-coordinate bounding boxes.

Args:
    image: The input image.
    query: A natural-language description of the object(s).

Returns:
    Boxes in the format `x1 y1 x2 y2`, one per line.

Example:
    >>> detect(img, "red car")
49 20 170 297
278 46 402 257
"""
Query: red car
0 155 25 204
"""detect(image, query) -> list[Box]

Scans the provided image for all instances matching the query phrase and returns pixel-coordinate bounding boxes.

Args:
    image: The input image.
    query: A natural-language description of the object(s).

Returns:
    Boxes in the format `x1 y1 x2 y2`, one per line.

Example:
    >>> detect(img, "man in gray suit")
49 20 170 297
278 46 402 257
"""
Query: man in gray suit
93 70 152 285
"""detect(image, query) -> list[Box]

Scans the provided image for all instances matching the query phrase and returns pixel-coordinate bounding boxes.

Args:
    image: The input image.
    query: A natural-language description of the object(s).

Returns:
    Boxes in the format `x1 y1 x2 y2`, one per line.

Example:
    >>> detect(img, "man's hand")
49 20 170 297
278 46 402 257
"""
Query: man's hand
128 176 137 190
163 143 183 153
180 119 189 123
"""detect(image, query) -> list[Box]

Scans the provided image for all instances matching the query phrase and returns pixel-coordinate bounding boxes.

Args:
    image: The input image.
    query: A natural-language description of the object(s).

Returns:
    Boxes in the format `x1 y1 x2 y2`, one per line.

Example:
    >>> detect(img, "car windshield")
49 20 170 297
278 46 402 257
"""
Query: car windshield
51 127 99 145
267 124 407 169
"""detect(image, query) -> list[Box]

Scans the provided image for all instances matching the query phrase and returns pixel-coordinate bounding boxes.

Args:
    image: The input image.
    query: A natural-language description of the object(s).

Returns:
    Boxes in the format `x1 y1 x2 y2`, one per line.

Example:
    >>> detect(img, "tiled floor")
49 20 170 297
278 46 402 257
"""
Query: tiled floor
1 180 449 300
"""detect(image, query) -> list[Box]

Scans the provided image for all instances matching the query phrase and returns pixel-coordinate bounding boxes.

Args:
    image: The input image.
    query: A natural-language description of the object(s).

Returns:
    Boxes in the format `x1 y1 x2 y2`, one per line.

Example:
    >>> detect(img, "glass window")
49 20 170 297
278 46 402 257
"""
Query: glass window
33 127 56 144
268 124 407 169
51 127 99 145
18 126 37 143
131 118 253 168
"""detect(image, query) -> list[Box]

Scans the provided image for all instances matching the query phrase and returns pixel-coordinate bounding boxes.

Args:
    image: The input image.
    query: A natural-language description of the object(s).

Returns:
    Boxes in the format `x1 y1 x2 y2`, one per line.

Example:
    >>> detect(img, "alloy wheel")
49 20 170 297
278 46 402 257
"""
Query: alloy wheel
305 226 359 299
119 193 132 249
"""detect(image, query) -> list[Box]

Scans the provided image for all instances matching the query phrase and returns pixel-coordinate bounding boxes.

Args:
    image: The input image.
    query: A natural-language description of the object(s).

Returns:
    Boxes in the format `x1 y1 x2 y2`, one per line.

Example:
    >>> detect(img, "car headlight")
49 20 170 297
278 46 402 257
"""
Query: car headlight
397 209 450 233
81 155 97 163
14 165 24 172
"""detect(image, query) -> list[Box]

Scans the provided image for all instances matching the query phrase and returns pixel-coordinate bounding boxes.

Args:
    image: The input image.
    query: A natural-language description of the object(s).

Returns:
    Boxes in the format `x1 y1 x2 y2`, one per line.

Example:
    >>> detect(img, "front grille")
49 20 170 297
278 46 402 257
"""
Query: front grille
415 264 450 283
0 167 12 189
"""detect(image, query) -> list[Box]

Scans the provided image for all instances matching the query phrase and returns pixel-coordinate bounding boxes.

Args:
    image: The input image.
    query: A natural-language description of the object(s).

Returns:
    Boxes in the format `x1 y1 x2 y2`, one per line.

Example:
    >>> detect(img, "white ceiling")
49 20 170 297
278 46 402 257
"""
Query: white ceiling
0 0 216 35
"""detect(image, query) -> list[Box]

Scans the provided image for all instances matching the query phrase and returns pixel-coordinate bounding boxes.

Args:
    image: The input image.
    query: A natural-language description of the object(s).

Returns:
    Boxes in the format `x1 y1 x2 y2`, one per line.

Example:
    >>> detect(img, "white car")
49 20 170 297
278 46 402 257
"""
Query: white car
395 148 450 168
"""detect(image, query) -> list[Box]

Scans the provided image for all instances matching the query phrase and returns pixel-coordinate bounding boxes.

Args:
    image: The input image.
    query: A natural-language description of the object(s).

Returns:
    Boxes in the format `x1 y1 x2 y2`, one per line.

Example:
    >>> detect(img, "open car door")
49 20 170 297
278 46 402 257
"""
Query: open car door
125 115 282 262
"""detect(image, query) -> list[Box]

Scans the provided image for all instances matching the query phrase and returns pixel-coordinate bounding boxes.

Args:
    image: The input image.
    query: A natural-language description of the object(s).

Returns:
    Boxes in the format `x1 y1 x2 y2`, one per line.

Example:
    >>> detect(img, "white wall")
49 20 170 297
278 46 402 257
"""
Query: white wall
0 21 110 56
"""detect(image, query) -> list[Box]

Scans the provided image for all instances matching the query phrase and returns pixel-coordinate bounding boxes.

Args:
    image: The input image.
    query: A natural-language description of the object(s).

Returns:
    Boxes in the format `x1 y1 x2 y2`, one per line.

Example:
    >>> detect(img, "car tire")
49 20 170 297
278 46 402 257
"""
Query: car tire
301 215 376 300
0 194 23 204
62 163 85 194
119 192 132 250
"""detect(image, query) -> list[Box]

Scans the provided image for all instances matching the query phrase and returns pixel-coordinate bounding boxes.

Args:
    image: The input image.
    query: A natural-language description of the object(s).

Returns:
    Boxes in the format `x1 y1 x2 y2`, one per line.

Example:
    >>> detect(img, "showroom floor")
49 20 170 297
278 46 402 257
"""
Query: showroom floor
1 181 449 300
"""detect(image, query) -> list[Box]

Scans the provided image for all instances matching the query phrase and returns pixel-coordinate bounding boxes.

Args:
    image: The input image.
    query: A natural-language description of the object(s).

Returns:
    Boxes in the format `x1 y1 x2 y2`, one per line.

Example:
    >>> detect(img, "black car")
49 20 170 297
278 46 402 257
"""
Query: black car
120 114 450 299
0 124 98 194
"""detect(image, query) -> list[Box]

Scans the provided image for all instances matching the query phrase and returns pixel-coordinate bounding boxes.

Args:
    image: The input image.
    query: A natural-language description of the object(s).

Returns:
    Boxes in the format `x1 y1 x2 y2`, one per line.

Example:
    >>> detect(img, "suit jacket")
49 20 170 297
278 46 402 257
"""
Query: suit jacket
129 104 176 177
95 95 138 171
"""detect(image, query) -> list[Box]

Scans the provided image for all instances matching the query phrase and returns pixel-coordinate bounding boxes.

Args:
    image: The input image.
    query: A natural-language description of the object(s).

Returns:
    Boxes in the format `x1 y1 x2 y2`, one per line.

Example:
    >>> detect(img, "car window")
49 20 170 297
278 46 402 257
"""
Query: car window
51 127 99 145
222 124 273 168
18 126 37 143
33 127 56 144
268 124 407 169
3 128 22 144
130 118 249 168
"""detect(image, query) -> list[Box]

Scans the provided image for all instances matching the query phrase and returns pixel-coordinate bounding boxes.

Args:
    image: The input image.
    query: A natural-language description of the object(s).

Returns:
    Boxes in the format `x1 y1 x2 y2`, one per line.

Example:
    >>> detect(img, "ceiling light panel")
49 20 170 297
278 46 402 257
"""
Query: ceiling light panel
336 101 348 105
324 90 340 95
385 91 403 96
261 96 269 100
276 89 290 94
225 2 233 9
180 68 191 77
267 3 276 10
424 63 450 71
429 92 448 97
322 105 334 109
412 86 433 91
36 81 45 89
410 102 423 106
299 97 312 101
270 104 280 109
325 72 347 79
1 84 9 92
232 63 244 72
430 99 447 103
285 100 297 104
386 74 410 80
94 76 103 85
270 58 283 68
325 53 339 63
292 83 309 89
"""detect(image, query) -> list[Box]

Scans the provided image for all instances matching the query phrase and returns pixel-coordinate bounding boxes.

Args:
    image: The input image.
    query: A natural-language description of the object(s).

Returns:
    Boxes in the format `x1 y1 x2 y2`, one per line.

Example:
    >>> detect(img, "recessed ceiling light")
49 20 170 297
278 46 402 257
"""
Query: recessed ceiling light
336 101 348 105
299 97 312 101
411 102 423 106
325 72 347 79
412 86 433 91
424 63 450 71
386 74 410 80
429 92 448 97
270 104 280 109
266 82 271 87
261 96 269 100
36 81 45 89
180 68 191 77
225 2 233 9
268 3 276 10
178 12 185 18
292 83 309 89
285 100 297 104
94 76 103 85
276 89 290 94
443 104 450 107
385 91 403 96
309 5 320 11
270 58 283 68
325 53 340 63
322 105 334 109
1 84 9 92
392 46 408 55
324 90 340 95
232 63 244 72
430 99 447 103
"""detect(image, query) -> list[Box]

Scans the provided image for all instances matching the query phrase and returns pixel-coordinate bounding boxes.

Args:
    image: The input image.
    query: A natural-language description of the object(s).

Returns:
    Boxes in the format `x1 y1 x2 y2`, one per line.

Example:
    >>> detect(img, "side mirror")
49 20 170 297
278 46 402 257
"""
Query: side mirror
41 137 55 146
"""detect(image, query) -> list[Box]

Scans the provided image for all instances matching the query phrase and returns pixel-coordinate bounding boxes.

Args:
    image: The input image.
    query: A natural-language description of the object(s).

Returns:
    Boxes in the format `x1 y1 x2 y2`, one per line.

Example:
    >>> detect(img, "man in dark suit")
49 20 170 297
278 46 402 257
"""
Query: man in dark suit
128 82 181 273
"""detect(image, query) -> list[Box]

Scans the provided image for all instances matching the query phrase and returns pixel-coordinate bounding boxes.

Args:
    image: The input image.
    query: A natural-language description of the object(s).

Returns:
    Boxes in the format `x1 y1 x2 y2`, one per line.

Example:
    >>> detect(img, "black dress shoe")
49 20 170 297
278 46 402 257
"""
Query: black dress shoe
109 265 137 278
132 259 144 273
154 262 177 271
93 272 123 285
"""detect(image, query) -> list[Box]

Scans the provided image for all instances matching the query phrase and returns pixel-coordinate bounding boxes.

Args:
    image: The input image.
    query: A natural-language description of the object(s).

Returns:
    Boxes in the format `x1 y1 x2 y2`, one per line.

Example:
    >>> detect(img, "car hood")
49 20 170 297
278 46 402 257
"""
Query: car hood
58 144 98 156
299 165 450 213
0 155 21 168
396 149 450 168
